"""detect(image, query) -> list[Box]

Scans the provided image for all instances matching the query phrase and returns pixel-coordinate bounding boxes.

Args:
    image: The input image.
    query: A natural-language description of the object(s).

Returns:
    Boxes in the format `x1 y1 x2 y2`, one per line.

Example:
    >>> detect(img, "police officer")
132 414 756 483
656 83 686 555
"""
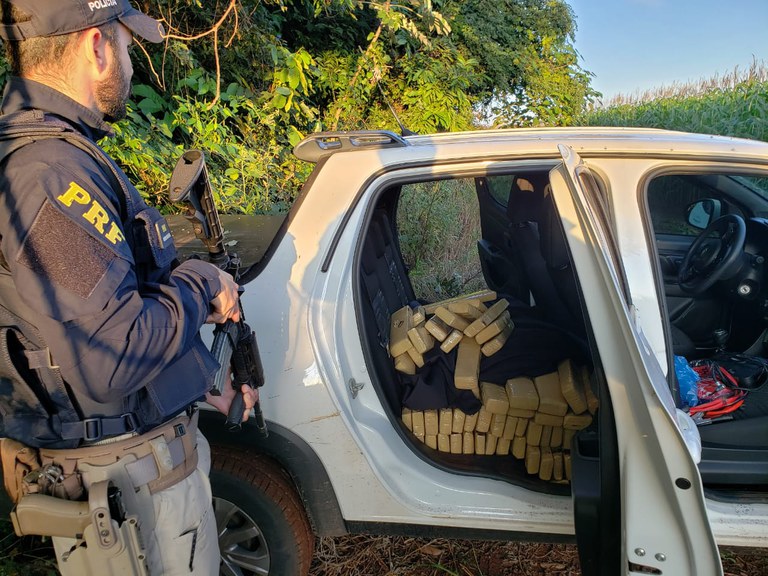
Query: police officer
0 1 258 574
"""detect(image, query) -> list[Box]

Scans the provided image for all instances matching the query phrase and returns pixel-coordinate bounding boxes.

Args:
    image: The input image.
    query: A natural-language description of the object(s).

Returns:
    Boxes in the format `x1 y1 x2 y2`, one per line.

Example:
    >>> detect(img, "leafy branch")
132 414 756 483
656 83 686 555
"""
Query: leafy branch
156 0 240 108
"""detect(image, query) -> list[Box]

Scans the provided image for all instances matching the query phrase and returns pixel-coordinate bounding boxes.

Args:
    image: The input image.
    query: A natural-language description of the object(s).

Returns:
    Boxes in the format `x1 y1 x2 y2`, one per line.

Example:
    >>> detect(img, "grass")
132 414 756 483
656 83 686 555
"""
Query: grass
308 535 768 576
0 521 56 575
3 527 768 575
396 178 486 302
309 536 582 576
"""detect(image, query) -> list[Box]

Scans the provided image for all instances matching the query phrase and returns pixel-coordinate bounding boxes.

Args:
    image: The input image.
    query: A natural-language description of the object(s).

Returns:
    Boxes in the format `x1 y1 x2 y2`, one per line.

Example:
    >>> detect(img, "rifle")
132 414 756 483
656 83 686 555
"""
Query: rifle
169 150 268 435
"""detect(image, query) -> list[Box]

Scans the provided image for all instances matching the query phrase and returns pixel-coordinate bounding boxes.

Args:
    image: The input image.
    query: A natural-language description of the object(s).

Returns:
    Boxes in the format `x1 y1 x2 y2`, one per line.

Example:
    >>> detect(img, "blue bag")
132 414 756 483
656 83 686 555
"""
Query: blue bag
674 355 699 408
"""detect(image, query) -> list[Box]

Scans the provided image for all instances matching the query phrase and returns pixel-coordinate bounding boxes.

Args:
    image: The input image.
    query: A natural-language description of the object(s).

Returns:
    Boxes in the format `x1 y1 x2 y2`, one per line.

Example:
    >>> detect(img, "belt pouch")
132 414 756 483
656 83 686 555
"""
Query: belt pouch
0 437 40 503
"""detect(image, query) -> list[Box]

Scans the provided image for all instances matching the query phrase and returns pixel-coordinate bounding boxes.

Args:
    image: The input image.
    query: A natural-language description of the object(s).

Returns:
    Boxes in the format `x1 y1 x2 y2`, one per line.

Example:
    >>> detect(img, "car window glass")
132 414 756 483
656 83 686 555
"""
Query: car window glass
647 175 726 236
732 175 768 204
487 175 514 207
396 178 485 302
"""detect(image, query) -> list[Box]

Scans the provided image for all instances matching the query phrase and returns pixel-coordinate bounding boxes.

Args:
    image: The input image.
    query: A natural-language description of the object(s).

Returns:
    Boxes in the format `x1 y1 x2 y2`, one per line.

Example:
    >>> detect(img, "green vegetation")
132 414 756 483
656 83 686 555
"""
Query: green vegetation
1 4 768 572
397 179 485 301
0 0 594 214
0 522 55 576
579 61 768 142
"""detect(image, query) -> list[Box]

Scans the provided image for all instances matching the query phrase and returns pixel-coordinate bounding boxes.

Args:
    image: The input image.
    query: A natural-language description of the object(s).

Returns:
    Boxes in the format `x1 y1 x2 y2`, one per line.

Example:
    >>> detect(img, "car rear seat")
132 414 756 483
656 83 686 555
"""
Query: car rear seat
358 207 577 492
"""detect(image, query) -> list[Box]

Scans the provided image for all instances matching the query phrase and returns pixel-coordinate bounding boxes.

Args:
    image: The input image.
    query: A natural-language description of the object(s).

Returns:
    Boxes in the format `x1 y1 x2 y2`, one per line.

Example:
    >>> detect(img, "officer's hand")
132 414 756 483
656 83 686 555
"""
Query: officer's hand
205 373 260 422
239 384 259 422
207 267 240 324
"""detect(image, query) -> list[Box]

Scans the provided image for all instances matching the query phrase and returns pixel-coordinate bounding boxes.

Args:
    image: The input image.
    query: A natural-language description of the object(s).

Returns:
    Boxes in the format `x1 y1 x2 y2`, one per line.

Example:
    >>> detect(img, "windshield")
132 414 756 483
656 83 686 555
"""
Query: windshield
732 175 768 201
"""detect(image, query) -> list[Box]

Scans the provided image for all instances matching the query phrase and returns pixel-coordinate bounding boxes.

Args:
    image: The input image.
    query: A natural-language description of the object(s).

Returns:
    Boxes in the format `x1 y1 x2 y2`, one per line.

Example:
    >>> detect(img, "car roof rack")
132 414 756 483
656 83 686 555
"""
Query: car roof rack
293 130 409 163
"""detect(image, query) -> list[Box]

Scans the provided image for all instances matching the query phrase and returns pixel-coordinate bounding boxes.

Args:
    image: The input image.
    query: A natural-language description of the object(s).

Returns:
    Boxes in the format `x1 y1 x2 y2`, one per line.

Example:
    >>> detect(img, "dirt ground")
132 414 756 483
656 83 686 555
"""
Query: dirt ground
309 536 768 576
3 527 767 575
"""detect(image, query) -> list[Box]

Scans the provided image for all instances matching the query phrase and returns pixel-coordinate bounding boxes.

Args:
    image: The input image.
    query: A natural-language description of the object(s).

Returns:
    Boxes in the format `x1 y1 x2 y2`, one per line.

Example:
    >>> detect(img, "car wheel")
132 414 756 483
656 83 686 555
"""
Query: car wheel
210 447 315 576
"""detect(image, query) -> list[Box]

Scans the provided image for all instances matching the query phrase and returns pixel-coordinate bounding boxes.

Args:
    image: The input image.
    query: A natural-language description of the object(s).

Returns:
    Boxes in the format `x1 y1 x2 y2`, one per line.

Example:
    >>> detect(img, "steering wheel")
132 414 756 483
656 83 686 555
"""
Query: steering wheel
678 214 746 295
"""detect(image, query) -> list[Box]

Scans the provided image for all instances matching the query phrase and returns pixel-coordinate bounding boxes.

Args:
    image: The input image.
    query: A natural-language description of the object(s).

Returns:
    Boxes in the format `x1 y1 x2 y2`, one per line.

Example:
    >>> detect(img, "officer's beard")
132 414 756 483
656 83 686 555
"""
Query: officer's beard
95 49 131 123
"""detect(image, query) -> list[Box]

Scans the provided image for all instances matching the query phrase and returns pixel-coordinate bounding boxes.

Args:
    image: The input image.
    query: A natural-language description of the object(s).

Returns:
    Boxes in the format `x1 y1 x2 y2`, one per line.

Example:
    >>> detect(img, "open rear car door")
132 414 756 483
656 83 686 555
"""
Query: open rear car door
549 145 722 576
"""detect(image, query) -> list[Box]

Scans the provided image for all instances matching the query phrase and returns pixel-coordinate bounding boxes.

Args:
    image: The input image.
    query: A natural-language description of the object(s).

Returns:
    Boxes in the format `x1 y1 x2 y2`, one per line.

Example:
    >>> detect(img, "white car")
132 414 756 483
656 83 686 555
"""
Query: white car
176 127 768 576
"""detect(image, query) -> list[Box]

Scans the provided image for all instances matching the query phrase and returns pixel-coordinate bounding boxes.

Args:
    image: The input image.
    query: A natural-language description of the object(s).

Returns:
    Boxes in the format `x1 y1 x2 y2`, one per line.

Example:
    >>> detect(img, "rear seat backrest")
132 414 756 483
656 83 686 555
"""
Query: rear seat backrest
505 174 584 336
360 209 415 350
359 208 417 410
371 217 412 310
506 175 546 224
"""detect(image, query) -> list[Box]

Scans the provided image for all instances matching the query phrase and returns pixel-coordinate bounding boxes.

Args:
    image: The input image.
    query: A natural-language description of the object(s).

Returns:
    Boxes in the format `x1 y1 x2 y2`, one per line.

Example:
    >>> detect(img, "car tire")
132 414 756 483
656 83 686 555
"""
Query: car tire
210 447 315 576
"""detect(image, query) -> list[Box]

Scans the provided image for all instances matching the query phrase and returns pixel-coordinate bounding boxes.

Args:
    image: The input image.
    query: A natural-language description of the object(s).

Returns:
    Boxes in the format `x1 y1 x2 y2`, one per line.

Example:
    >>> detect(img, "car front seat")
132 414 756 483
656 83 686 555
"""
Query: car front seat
671 323 697 358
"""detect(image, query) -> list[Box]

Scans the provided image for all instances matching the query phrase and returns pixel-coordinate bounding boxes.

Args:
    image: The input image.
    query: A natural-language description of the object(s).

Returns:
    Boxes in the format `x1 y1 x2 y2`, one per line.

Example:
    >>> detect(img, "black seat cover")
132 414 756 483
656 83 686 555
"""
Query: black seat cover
671 323 697 358
505 174 584 336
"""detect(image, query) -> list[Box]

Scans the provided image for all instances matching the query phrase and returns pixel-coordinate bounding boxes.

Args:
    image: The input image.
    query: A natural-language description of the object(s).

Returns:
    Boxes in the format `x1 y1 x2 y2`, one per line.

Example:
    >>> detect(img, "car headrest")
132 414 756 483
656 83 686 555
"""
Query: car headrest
506 173 549 223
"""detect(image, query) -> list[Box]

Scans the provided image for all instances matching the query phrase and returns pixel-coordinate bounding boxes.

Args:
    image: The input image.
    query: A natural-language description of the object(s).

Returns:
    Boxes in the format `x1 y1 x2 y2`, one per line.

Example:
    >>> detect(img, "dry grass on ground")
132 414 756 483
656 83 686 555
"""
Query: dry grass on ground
310 536 580 576
3 528 768 575
309 536 768 576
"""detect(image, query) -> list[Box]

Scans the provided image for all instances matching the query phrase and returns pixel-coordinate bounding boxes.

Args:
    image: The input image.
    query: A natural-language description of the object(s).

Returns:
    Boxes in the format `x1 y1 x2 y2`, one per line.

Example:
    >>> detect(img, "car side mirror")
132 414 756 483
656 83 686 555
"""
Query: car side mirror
686 199 722 229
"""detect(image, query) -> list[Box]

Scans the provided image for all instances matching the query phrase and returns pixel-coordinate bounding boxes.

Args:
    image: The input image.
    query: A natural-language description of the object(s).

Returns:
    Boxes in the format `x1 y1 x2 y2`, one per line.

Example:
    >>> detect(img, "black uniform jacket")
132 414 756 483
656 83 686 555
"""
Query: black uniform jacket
0 77 221 438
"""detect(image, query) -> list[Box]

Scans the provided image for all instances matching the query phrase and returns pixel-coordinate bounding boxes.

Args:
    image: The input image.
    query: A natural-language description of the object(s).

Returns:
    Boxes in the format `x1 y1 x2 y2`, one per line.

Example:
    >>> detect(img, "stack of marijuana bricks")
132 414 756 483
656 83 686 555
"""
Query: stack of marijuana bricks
392 291 598 482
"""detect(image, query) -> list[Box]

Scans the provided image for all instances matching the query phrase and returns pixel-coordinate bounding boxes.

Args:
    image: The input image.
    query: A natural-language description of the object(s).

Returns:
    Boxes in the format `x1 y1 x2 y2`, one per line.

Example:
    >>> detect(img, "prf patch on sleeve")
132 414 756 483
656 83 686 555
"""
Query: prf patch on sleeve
56 181 126 245
17 194 124 299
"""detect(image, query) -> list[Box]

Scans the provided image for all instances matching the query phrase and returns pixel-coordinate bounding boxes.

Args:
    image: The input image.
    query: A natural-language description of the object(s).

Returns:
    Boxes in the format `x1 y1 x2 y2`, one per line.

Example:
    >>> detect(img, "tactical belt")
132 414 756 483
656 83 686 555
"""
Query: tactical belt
40 410 199 495
60 413 141 444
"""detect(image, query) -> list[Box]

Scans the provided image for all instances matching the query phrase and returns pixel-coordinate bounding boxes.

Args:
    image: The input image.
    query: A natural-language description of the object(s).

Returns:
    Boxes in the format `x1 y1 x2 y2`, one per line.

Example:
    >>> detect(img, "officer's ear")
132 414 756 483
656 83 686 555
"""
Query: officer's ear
80 27 111 80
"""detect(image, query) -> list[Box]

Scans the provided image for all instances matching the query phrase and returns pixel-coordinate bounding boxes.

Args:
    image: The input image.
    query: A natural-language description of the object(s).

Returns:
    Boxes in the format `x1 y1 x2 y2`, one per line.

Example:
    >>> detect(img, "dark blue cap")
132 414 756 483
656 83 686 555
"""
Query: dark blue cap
0 0 164 43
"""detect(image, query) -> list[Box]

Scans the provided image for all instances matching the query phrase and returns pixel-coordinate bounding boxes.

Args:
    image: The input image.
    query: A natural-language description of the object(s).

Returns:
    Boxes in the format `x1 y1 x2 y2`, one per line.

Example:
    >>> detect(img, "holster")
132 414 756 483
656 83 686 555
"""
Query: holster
12 480 149 575
3 411 199 576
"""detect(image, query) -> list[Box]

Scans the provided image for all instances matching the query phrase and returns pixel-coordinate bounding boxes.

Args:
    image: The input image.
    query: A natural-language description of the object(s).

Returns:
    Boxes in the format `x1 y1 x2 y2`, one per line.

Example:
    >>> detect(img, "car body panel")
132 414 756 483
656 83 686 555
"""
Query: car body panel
550 146 722 574
198 127 768 553
303 159 575 532
223 154 573 531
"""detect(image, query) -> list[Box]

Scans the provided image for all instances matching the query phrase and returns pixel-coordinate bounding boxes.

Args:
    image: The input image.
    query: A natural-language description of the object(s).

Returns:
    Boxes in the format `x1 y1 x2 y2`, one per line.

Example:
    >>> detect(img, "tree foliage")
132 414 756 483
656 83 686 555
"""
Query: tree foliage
1 1 595 213
447 0 597 126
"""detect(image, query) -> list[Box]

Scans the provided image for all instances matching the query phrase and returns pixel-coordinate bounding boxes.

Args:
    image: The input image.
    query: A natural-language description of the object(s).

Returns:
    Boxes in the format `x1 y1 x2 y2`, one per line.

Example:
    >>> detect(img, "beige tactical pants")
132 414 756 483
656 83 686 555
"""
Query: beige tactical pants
52 431 220 575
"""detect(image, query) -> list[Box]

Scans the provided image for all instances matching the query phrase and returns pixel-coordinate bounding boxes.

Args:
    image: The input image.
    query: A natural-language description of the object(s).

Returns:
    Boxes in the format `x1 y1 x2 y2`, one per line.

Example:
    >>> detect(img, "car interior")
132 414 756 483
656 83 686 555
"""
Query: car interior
646 171 768 490
356 165 768 497
357 167 599 496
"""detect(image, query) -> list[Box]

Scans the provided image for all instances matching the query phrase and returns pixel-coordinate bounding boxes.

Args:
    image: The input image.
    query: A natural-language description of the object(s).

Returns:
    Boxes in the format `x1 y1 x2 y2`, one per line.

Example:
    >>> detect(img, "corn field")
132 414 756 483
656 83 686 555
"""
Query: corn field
579 59 768 142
